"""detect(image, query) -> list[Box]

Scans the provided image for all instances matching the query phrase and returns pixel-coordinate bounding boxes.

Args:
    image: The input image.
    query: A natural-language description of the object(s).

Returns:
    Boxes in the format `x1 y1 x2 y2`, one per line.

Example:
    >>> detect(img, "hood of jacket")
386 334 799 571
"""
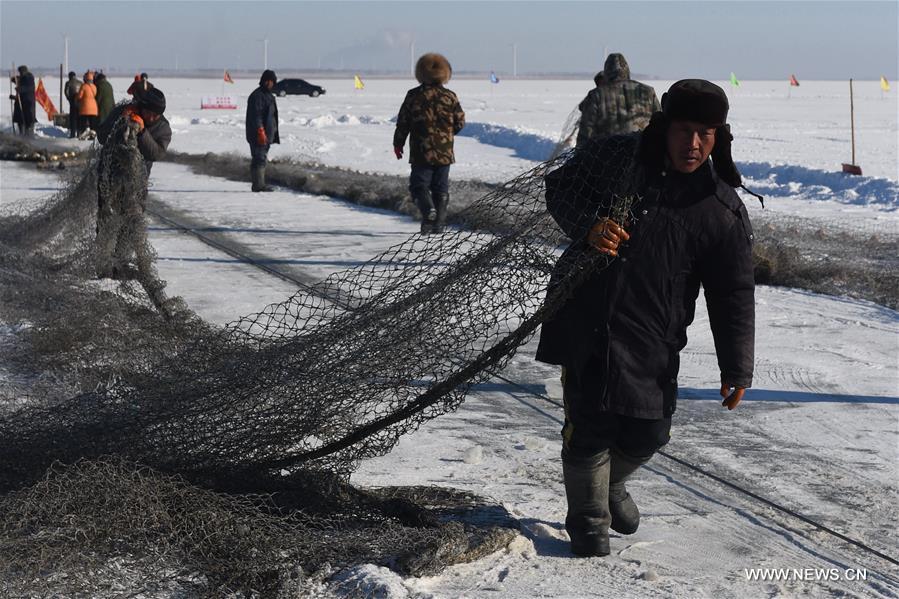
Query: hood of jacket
603 53 631 83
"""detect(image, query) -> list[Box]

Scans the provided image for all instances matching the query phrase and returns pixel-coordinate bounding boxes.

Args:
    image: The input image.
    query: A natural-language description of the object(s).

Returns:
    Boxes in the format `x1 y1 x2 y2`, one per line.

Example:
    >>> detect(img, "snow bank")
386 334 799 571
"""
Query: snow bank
457 122 557 161
740 161 899 209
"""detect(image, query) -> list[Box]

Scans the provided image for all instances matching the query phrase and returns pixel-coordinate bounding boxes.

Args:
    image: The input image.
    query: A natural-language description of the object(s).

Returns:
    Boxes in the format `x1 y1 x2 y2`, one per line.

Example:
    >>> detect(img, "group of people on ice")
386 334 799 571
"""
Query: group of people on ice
13 51 756 559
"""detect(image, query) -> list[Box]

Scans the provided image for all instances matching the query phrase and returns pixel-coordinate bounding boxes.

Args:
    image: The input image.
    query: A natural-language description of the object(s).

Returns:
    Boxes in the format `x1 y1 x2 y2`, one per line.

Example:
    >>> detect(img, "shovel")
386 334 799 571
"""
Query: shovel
841 78 863 175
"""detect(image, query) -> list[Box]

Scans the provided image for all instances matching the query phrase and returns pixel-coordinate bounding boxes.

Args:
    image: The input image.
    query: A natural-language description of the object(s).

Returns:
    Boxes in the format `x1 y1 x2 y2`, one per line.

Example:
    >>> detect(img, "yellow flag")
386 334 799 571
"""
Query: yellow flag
881 76 890 92
354 75 364 90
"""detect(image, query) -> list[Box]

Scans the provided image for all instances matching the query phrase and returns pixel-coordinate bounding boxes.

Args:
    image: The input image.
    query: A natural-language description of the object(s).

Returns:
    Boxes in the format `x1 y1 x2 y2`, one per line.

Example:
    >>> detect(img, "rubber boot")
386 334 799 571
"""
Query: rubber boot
412 189 436 234
251 165 262 192
252 166 274 192
433 191 449 233
562 450 611 557
608 448 652 535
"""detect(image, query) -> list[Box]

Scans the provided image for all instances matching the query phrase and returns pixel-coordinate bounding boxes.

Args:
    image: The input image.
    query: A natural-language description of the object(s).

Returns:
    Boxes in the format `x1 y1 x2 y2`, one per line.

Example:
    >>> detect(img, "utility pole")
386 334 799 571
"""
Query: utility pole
512 43 518 78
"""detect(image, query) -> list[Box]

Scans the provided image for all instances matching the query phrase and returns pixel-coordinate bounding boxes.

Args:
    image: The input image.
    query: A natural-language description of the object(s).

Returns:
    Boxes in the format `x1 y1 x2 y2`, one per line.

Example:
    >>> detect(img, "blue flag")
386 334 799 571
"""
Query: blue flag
489 71 499 84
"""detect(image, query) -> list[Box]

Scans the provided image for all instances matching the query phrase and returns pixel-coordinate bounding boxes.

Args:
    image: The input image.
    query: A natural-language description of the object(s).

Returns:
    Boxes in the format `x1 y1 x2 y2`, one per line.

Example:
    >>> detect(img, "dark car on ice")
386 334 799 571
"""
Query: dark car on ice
273 78 326 98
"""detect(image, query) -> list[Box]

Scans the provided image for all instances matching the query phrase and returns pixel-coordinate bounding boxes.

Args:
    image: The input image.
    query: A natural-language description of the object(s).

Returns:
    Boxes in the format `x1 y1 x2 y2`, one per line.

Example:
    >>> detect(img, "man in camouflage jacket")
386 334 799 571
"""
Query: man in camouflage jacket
393 53 465 234
575 53 660 148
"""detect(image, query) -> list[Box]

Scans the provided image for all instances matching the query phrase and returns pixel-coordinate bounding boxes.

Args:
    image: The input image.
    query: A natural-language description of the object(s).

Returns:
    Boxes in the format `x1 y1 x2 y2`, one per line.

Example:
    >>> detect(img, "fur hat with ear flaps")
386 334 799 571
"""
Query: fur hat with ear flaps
415 53 452 85
638 79 743 188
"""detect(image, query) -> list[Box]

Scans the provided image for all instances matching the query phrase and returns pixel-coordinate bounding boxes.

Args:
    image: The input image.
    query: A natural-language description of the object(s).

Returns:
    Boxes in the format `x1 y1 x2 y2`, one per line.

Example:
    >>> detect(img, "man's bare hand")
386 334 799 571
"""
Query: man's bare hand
720 383 746 410
587 218 630 256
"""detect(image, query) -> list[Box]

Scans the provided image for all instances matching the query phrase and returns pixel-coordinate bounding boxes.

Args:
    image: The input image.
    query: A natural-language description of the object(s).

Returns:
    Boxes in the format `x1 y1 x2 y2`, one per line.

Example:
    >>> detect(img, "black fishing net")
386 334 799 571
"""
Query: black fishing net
0 124 639 596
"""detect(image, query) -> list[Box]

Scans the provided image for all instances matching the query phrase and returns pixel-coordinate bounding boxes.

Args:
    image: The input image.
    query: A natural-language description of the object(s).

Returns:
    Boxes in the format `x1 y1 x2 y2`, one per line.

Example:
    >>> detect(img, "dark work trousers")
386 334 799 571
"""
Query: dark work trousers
81 115 98 132
561 366 672 461
250 143 270 169
68 104 80 137
409 163 450 215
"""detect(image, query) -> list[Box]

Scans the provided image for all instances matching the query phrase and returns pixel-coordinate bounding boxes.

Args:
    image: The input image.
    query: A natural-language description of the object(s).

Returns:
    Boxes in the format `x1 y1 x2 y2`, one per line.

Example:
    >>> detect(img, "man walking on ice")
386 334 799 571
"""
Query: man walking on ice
393 52 465 234
536 79 756 557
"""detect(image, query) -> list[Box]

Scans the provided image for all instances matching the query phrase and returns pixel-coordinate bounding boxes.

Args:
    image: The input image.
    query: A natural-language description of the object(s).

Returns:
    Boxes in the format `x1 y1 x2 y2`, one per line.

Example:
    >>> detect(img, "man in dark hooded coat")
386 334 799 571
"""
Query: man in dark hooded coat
95 72 116 125
576 53 660 148
538 79 755 558
9 65 36 136
245 69 280 192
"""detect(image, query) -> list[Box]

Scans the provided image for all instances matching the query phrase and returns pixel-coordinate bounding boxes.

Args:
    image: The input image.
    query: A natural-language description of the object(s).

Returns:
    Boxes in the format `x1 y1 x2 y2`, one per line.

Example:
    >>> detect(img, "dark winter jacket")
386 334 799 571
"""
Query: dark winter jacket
95 76 116 124
127 78 154 98
393 84 465 166
64 76 82 111
97 103 172 174
535 133 755 419
245 85 280 146
11 71 36 127
576 54 660 148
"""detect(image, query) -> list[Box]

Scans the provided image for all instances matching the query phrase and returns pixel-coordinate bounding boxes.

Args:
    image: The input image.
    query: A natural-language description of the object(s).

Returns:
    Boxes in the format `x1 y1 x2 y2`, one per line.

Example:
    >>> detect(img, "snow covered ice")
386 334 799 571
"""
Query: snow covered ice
1 75 897 598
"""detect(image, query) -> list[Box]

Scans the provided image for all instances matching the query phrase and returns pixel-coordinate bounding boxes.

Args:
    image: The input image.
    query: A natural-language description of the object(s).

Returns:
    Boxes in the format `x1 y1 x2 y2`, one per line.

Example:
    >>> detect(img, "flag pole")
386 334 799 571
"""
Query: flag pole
8 64 14 134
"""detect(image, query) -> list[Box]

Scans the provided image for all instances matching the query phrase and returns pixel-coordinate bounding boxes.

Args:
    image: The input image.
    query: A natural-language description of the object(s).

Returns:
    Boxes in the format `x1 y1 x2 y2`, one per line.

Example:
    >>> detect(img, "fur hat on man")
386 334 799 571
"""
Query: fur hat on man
415 53 452 85
661 79 729 127
638 79 742 187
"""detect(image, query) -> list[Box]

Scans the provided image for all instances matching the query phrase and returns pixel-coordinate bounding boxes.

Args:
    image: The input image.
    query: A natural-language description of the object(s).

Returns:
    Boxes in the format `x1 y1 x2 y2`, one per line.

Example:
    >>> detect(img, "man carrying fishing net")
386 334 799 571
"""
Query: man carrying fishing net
537 79 756 557
95 88 176 315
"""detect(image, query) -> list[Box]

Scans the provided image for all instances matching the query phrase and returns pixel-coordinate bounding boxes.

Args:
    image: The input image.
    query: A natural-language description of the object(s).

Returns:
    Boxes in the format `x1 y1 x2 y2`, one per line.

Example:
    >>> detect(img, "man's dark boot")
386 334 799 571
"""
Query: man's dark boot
562 450 611 557
251 165 262 192
252 166 274 192
608 448 652 535
433 191 449 233
412 189 436 234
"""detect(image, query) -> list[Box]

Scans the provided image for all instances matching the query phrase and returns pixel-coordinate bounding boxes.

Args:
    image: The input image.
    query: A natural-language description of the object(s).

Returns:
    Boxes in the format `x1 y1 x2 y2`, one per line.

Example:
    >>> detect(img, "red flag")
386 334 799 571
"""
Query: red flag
34 78 58 121
224 70 234 84
789 74 800 87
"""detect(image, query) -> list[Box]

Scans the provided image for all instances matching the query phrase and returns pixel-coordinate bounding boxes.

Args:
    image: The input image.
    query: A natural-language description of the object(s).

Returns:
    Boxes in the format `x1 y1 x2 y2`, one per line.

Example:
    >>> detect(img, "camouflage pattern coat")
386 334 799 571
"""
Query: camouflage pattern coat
393 84 465 166
576 54 660 148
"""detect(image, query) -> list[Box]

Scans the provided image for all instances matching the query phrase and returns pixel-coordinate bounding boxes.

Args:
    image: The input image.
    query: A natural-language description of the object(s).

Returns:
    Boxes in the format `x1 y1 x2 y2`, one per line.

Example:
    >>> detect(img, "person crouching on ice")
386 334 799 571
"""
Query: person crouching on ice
536 79 755 557
393 53 465 234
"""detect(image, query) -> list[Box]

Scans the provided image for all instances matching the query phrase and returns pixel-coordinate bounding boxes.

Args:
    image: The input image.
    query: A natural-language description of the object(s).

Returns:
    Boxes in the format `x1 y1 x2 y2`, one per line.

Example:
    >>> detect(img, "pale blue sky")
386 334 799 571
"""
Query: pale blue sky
1 1 896 79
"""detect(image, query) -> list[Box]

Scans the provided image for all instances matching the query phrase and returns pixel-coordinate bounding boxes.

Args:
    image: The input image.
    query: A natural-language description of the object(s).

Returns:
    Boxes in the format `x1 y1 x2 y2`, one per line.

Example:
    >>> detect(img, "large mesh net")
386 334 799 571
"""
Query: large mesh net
0 126 639 595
